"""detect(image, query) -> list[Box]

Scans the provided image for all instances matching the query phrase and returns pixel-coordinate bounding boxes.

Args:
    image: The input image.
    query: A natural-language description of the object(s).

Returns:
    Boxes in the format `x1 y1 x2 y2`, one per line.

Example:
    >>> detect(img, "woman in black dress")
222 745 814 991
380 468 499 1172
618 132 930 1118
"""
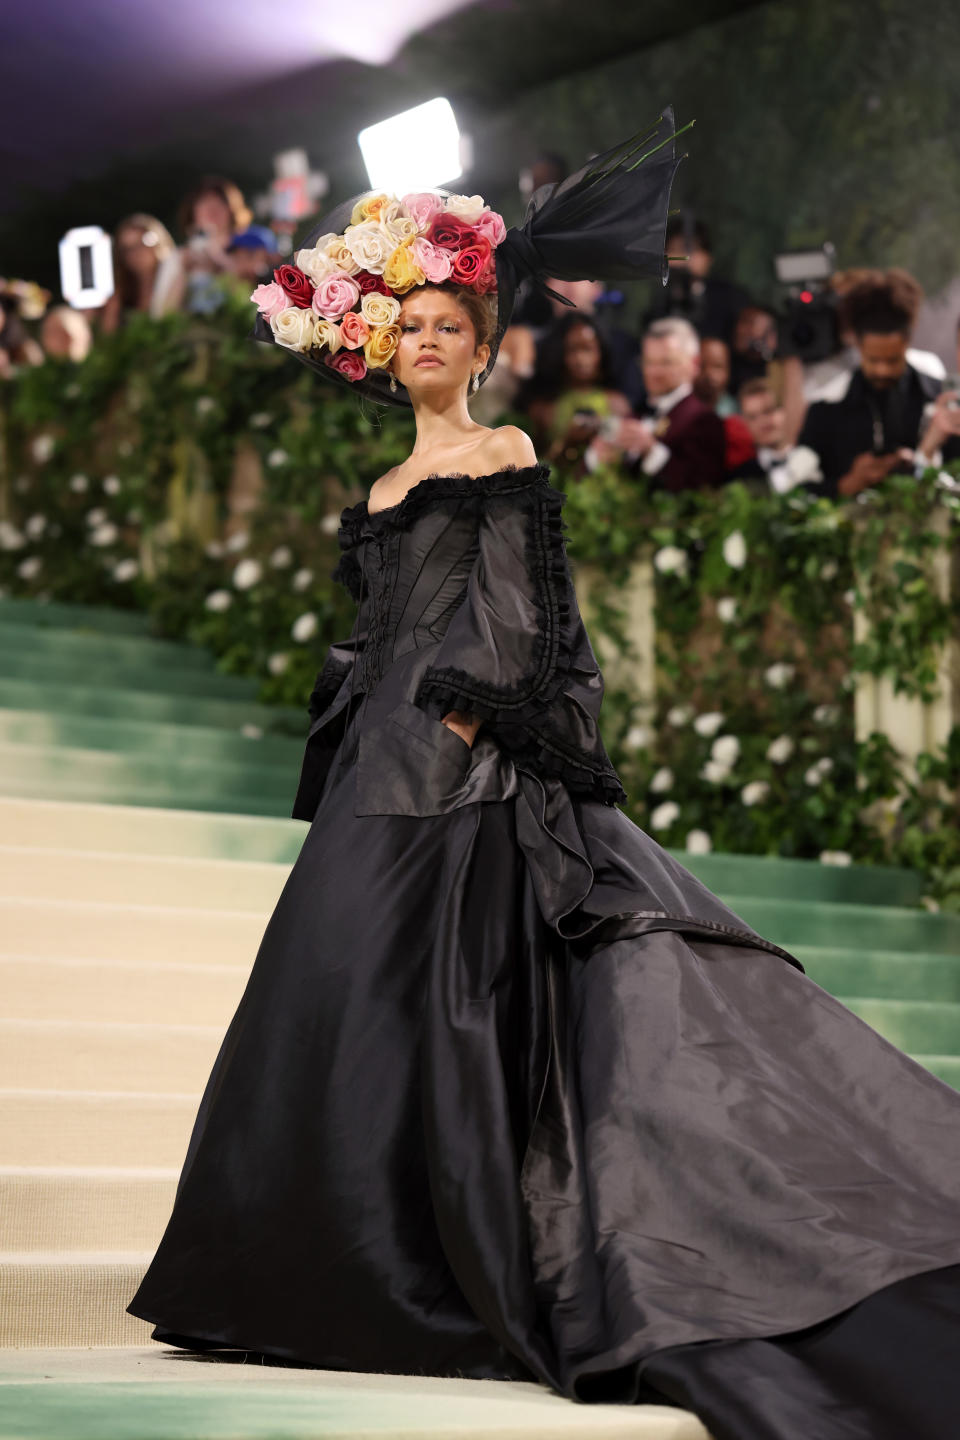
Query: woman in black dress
128 112 960 1439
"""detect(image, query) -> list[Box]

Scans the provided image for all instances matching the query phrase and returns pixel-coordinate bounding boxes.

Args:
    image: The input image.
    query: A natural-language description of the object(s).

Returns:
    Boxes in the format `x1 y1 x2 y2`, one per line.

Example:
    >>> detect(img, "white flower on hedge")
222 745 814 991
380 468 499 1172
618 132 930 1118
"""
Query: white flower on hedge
102 475 122 495
819 850 852 866
623 723 652 751
69 473 89 492
716 596 738 623
90 522 119 547
224 530 249 552
685 829 712 854
666 704 693 727
205 589 233 612
195 395 216 416
232 558 262 590
24 514 47 539
710 734 740 767
741 780 770 806
240 723 263 739
766 734 795 763
321 511 342 536
804 757 834 786
249 412 274 428
770 445 822 494
649 766 674 793
16 556 42 579
291 611 318 642
266 448 290 468
693 711 725 737
112 558 139 581
650 801 680 830
31 435 55 463
764 661 795 689
819 559 839 581
722 529 747 568
267 651 290 675
292 567 314 592
843 589 856 607
700 759 732 784
205 540 225 558
813 703 840 725
653 545 689 577
85 507 108 527
269 545 293 569
0 522 26 551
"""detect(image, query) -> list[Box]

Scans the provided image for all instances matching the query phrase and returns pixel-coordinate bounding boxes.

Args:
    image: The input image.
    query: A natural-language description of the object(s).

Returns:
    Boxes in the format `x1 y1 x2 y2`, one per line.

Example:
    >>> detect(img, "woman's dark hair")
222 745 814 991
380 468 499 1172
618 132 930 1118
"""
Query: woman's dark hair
519 311 617 403
176 175 253 240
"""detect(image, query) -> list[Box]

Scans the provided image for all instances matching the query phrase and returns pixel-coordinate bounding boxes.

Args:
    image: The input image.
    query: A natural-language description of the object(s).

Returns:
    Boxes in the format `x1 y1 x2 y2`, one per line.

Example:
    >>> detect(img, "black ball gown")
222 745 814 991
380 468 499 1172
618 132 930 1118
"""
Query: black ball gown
127 462 960 1438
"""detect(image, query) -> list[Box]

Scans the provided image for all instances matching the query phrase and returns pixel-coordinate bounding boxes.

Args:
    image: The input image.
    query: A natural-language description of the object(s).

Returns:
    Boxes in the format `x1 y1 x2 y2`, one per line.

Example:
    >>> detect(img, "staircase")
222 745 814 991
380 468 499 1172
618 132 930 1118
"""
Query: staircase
0 597 957 1439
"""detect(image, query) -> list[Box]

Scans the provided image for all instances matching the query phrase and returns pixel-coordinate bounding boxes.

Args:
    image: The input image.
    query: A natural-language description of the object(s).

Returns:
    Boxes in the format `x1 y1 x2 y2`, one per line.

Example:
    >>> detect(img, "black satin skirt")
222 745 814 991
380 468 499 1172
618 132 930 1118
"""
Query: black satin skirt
128 697 960 1438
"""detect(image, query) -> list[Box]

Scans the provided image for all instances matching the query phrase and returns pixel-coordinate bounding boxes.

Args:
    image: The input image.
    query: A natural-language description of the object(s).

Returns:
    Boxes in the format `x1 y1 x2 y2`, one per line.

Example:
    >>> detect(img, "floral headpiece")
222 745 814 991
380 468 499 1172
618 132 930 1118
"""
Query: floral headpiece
249 190 507 386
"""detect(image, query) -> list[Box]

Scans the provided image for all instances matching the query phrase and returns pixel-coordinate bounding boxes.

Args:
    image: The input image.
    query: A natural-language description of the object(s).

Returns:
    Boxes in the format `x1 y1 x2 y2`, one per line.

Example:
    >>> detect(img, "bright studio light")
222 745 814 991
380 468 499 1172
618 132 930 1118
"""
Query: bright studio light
358 98 462 195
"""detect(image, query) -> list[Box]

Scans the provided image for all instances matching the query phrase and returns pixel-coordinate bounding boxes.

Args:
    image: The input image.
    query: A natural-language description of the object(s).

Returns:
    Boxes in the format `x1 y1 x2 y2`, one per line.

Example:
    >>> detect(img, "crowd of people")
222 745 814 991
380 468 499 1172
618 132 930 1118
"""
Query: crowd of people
4 172 960 501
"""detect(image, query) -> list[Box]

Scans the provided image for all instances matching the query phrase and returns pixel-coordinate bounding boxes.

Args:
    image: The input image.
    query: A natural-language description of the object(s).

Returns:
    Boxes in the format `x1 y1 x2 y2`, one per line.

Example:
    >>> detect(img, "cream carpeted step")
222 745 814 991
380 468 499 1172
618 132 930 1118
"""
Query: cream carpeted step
0 1253 156 1346
0 1090 199 1168
0 1019 224 1092
0 957 248 1025
0 842 288 911
2 1167 177 1250
2 896 267 966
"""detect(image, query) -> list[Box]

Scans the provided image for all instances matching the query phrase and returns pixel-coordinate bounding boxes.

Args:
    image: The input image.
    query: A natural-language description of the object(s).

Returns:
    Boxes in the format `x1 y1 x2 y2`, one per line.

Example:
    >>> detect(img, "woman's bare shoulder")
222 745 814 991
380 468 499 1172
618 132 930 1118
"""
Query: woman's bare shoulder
477 424 539 471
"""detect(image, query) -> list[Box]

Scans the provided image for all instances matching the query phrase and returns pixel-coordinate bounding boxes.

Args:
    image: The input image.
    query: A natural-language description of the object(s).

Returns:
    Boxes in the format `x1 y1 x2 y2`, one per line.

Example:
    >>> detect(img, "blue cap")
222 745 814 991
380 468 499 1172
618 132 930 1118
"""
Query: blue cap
227 226 277 252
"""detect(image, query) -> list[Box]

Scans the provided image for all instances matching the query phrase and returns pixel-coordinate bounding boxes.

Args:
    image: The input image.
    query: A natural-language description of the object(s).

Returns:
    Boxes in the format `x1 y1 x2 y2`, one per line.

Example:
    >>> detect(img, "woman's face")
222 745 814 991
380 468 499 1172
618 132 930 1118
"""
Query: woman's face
117 225 158 277
191 193 233 243
563 322 603 385
392 289 488 395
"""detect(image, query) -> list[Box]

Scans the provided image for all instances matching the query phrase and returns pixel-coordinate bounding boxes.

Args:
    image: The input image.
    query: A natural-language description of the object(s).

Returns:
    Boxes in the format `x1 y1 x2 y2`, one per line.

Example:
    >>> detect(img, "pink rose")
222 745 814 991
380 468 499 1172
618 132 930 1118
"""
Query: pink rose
249 282 289 321
410 237 453 284
400 192 444 234
326 350 368 382
339 310 371 350
311 271 361 321
474 209 506 247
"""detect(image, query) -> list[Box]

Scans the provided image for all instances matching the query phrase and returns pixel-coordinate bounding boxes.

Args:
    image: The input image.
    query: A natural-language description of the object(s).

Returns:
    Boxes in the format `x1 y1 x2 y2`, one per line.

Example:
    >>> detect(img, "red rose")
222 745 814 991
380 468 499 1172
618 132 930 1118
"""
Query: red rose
354 270 392 296
274 264 314 308
428 214 480 251
451 239 492 286
473 254 499 295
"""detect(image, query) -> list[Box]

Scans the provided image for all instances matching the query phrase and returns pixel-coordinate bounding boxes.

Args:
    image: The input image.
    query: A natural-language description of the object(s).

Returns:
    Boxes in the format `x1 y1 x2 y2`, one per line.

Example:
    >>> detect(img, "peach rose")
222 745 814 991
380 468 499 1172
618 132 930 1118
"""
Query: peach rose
339 310 371 350
363 323 402 369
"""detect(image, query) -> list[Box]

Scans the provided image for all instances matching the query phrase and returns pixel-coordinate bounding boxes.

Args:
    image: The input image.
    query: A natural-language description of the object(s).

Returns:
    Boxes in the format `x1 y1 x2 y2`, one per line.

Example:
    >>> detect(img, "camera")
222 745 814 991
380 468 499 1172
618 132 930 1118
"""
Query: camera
774 243 839 365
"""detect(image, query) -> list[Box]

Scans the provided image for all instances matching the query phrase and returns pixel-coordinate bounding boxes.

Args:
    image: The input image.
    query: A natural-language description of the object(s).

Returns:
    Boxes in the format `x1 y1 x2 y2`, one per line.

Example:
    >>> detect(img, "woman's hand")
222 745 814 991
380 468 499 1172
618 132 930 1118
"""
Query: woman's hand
441 709 482 748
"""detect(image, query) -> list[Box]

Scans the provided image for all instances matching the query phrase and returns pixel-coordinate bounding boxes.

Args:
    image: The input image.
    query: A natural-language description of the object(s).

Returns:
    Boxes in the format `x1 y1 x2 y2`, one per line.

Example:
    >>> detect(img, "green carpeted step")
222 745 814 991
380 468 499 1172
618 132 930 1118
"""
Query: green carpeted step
797 946 960 1001
0 678 304 733
0 740 295 797
0 624 221 674
670 850 923 909
723 893 960 957
0 597 155 636
912 1055 960 1089
0 709 305 768
0 774 292 818
838 998 960 1055
0 650 264 700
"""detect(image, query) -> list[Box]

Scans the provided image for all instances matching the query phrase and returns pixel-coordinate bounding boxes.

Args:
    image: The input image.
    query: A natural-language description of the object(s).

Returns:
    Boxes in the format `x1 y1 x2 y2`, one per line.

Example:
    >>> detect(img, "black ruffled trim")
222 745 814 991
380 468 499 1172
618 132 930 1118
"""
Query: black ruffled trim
330 551 363 601
307 652 353 723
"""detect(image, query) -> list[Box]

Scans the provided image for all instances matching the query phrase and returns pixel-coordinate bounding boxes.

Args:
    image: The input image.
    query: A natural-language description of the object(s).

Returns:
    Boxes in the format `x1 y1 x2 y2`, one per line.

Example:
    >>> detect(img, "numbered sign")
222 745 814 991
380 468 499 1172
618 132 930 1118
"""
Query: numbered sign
59 225 115 309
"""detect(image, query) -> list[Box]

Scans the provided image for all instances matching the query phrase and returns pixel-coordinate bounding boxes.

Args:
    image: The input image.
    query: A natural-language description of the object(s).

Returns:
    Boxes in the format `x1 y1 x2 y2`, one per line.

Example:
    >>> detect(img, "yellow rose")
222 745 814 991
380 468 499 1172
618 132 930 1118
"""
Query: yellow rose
363 323 401 369
382 241 426 295
360 292 401 328
324 236 360 275
314 318 343 354
350 192 390 225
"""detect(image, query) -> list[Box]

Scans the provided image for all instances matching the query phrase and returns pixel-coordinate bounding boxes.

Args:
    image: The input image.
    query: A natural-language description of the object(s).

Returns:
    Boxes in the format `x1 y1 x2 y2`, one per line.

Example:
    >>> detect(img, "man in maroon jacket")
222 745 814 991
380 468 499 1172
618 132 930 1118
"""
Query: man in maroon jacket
618 317 727 491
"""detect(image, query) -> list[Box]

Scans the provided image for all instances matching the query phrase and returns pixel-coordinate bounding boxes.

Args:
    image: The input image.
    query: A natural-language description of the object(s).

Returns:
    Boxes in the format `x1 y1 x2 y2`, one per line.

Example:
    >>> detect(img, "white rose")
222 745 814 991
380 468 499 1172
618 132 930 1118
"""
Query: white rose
291 611 318 642
693 711 725 737
360 292 401 328
685 829 712 854
31 435 55 463
269 545 293 569
90 522 119 546
205 589 233 612
741 780 770 806
24 514 47 539
232 558 262 590
444 194 489 223
343 221 396 276
292 567 314 592
819 850 852 866
320 512 342 535
700 759 732 784
0 522 26 551
666 704 693 727
85 507 108 526
653 544 689 576
17 556 42 579
102 475 122 494
764 662 795 689
649 766 674 793
379 200 421 245
722 529 747 568
241 723 263 739
716 596 738 623
623 723 652 751
267 652 290 675
650 801 680 831
267 449 289 468
270 308 319 353
112 559 139 581
69 473 89 492
766 734 795 764
710 734 740 767
294 242 339 284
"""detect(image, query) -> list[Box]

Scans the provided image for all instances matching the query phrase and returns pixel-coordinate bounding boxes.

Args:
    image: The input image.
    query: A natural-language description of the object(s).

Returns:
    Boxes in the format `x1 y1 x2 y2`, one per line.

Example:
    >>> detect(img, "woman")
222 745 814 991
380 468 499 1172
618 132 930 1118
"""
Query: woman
521 310 632 463
154 175 253 317
127 112 960 1438
96 213 177 334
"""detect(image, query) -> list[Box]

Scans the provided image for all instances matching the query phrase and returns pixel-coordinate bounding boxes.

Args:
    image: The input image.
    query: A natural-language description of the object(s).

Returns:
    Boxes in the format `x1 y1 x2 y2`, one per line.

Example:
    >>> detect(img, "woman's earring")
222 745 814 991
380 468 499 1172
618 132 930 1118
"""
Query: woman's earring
389 372 398 394
471 370 480 394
